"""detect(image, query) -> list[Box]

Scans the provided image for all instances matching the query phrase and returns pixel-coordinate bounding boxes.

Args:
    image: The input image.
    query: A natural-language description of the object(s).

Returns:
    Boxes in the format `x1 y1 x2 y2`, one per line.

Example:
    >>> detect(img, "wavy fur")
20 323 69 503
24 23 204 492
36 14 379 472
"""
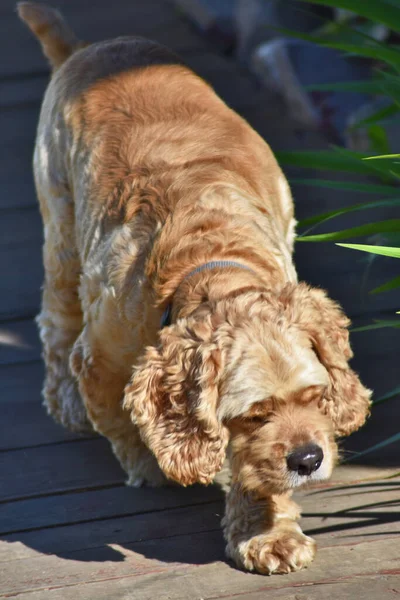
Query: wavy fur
20 3 371 575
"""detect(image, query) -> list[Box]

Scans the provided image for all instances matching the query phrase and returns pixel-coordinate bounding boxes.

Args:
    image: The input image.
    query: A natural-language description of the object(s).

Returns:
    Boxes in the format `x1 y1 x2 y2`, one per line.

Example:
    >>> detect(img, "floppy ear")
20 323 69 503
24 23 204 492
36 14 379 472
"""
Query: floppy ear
123 318 229 486
281 283 372 436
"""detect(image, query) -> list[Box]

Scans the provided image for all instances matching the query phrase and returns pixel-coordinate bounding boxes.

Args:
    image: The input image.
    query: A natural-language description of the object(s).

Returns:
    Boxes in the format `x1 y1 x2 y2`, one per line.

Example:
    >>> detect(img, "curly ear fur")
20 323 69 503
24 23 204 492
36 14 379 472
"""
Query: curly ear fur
281 283 372 436
123 318 229 486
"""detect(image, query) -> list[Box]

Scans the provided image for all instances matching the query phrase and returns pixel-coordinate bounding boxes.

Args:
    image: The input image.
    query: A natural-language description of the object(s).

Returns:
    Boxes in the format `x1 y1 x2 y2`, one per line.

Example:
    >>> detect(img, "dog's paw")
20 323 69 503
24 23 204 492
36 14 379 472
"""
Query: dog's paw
229 526 316 575
126 471 168 488
125 459 169 488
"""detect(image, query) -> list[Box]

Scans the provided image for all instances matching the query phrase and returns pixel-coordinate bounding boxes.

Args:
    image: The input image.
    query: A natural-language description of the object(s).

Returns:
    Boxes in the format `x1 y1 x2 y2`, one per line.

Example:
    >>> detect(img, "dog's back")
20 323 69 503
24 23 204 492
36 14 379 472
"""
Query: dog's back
18 2 292 260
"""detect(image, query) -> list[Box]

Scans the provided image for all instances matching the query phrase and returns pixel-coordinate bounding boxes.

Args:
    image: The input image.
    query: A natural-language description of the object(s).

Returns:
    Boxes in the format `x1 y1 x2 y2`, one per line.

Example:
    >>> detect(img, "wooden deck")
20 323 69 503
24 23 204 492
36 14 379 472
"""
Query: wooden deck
1 0 399 597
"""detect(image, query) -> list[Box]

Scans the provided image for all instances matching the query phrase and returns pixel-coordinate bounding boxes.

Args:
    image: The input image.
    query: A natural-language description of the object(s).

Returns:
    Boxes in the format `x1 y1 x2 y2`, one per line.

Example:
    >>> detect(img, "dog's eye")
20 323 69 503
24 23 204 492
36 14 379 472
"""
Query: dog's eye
242 400 272 424
245 415 269 425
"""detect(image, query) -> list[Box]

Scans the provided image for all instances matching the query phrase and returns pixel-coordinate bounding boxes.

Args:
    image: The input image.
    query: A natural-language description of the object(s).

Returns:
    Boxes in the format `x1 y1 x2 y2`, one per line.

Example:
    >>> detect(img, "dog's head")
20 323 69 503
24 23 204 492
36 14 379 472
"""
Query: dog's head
124 283 371 491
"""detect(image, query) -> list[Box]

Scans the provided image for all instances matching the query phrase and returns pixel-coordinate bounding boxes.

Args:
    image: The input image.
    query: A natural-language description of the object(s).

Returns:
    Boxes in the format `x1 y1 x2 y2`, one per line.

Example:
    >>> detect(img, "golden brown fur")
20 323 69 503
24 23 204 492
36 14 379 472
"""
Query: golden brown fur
19 2 371 575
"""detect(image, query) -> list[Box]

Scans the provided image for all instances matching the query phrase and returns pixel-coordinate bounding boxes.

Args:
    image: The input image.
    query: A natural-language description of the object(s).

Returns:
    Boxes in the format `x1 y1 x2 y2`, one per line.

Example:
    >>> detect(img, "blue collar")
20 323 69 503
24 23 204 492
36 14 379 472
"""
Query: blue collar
160 260 254 328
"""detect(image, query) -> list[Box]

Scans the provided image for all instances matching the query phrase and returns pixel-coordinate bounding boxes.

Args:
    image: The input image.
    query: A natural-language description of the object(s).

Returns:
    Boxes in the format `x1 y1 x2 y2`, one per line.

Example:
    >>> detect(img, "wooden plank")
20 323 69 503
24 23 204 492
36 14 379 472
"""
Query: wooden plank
6 574 400 600
0 357 43 401
0 438 125 502
0 105 38 184
0 529 224 597
1 473 398 560
0 361 90 450
0 207 41 246
297 476 400 547
0 242 42 319
1 75 47 109
0 497 223 564
0 181 38 210
1 466 396 550
0 483 222 536
0 207 42 320
219 579 400 600
0 320 41 365
0 532 399 598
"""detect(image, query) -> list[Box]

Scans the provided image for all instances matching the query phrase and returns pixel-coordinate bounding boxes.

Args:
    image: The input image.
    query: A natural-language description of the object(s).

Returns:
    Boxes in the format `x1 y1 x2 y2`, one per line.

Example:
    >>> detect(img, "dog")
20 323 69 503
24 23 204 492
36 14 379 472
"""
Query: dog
18 2 371 575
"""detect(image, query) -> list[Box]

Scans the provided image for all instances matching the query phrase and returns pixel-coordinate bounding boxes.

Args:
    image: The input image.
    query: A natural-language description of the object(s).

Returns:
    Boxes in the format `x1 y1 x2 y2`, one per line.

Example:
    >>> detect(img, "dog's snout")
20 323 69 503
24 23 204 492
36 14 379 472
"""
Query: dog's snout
286 444 323 476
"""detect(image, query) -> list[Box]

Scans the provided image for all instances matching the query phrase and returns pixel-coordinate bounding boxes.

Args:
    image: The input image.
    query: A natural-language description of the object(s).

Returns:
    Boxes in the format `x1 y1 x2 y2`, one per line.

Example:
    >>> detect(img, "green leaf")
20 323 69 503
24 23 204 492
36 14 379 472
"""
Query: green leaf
297 220 400 242
365 153 400 160
296 0 400 35
336 243 400 258
290 178 400 195
370 275 400 294
305 80 386 94
278 150 375 175
305 72 400 115
367 125 391 155
277 26 400 68
373 385 400 405
351 319 400 332
380 233 400 246
344 431 400 462
337 147 400 180
377 71 400 108
280 147 400 182
350 103 400 129
298 199 400 230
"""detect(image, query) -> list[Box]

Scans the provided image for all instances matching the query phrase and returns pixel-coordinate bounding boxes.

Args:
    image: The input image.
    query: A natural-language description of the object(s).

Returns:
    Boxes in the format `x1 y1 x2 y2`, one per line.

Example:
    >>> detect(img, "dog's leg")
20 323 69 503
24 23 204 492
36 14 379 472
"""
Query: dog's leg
70 330 166 487
223 484 315 574
36 188 91 433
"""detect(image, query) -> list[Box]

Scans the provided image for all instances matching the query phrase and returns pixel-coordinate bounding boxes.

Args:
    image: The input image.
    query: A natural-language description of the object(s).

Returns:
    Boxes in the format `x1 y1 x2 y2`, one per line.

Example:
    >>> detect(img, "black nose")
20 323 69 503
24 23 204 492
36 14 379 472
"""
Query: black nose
286 444 323 476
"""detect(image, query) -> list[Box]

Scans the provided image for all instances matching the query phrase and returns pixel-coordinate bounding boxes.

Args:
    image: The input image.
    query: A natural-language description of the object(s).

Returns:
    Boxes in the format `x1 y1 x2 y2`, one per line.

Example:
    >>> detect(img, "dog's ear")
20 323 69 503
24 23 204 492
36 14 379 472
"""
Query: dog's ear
123 318 229 486
281 283 372 436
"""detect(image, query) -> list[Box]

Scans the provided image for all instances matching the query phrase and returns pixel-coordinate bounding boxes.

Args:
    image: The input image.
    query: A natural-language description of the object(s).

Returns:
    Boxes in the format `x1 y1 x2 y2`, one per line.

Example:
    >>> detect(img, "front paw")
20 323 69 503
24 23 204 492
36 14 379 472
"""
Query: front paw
228 525 316 575
126 470 168 488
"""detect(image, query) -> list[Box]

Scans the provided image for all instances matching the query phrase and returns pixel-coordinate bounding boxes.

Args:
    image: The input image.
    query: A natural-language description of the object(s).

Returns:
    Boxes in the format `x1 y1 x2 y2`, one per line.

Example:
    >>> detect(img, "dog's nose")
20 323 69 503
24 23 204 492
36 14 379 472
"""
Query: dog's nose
286 444 323 476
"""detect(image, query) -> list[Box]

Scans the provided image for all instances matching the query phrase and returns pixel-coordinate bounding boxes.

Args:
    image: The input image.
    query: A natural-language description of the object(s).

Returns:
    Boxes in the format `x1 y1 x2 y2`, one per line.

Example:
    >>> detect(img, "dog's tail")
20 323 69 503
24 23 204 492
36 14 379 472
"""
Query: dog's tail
17 2 84 70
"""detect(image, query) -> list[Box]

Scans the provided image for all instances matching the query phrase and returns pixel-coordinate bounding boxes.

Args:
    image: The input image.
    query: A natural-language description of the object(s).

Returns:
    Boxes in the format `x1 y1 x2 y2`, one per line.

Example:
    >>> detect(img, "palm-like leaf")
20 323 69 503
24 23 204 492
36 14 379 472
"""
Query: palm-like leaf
296 0 400 34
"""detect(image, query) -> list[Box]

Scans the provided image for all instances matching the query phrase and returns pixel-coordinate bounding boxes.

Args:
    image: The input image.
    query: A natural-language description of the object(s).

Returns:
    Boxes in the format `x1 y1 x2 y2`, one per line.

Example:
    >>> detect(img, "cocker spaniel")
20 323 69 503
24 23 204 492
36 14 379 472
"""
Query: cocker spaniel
19 2 371 575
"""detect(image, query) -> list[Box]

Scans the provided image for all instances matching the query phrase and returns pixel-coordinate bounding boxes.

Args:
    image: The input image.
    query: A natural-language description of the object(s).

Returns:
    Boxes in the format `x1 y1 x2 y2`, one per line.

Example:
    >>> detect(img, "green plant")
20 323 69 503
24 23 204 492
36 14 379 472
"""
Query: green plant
278 0 400 460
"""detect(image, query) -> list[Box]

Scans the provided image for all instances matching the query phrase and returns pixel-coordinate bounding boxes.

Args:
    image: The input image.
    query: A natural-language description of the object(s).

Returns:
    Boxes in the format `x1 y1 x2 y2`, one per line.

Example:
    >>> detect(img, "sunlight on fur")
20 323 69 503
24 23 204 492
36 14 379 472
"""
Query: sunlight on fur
18 0 372 576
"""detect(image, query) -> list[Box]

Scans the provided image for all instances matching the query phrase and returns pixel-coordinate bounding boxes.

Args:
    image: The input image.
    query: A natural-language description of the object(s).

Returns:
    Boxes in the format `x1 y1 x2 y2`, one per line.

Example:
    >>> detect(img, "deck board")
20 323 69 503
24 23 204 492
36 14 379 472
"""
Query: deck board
0 319 41 365
5 575 400 600
0 361 89 450
1 0 399 597
1 526 399 598
0 486 222 537
0 438 126 502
